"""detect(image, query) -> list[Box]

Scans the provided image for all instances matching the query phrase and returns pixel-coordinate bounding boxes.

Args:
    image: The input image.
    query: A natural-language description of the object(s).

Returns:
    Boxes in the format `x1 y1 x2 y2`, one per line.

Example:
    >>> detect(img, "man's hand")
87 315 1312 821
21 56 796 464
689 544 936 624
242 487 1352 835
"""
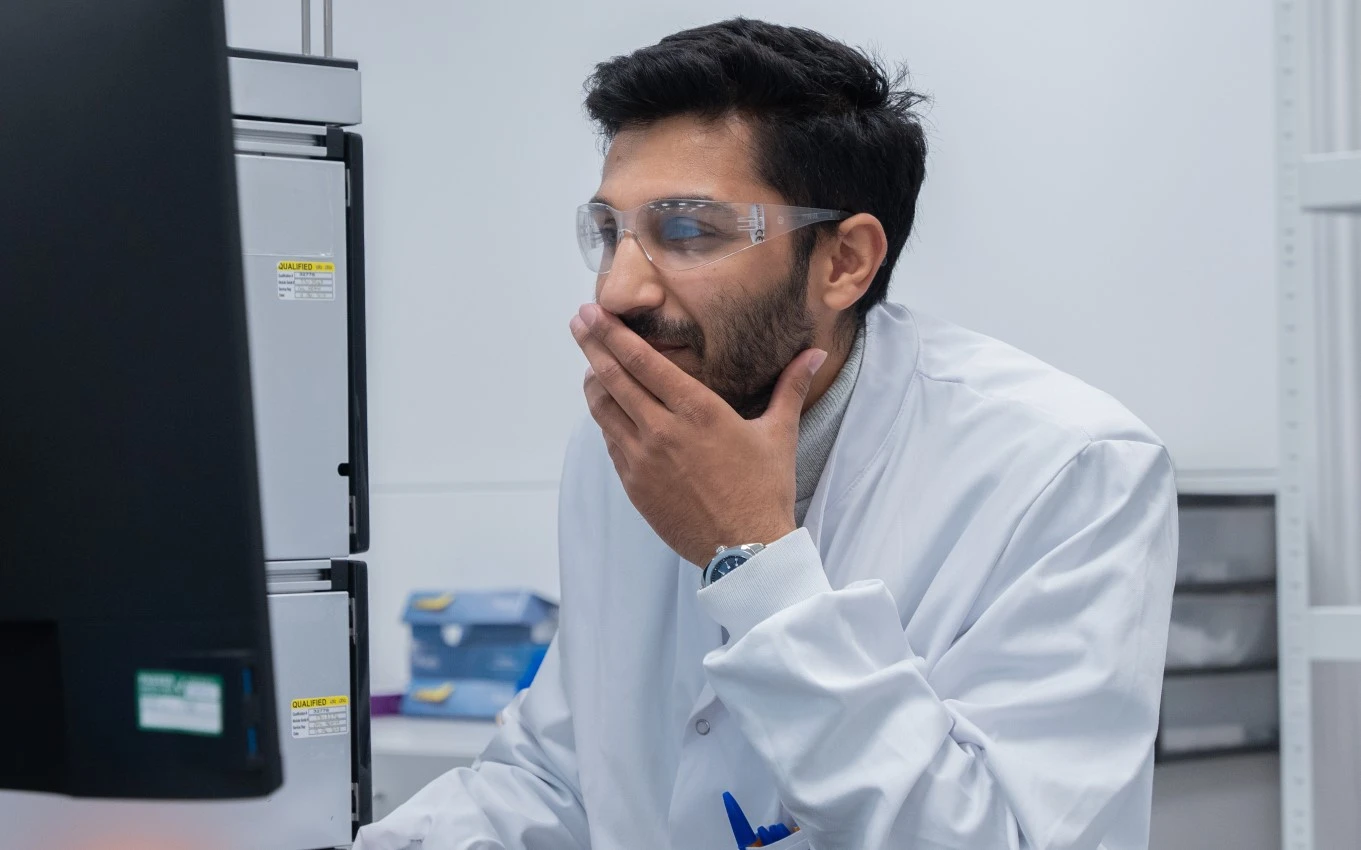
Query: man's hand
570 303 827 567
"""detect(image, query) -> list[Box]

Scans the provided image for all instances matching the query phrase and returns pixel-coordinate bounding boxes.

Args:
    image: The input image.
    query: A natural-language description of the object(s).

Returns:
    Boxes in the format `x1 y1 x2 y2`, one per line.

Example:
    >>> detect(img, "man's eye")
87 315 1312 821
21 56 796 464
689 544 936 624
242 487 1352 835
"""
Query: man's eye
599 227 619 245
660 217 708 241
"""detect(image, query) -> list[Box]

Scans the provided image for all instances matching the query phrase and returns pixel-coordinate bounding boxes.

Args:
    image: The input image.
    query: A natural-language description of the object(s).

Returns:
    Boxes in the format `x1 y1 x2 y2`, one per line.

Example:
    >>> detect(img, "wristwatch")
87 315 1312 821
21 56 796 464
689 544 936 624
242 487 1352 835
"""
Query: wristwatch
702 543 766 588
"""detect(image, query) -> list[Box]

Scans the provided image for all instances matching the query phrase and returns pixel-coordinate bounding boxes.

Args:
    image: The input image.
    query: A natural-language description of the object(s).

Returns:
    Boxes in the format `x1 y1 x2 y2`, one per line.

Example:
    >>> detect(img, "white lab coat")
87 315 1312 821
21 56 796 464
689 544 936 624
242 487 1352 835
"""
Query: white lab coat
356 302 1178 850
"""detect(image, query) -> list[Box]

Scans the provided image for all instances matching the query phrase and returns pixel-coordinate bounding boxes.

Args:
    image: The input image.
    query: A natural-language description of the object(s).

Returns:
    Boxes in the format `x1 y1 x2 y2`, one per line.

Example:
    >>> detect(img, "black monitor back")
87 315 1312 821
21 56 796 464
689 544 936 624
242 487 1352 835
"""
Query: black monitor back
0 1 282 798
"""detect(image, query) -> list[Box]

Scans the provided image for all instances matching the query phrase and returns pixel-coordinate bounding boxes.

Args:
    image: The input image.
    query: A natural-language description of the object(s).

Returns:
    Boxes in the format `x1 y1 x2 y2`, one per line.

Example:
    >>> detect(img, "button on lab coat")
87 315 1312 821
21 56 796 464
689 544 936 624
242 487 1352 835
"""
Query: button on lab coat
356 303 1178 850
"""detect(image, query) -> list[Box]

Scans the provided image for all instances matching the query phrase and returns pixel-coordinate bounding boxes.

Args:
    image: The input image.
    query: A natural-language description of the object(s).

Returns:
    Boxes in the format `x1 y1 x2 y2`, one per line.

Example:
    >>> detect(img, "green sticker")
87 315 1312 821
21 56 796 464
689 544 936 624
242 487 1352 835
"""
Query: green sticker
136 669 223 736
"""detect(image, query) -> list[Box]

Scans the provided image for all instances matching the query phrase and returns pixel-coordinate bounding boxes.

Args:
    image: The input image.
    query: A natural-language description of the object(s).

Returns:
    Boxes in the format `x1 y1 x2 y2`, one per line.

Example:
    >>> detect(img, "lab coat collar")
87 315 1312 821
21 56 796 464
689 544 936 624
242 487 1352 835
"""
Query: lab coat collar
801 302 921 576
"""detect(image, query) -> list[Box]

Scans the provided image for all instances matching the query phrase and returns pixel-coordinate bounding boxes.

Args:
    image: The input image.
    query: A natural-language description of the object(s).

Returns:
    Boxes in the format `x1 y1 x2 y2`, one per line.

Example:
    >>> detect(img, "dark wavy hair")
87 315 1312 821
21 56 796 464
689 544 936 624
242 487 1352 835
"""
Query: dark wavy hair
584 18 929 324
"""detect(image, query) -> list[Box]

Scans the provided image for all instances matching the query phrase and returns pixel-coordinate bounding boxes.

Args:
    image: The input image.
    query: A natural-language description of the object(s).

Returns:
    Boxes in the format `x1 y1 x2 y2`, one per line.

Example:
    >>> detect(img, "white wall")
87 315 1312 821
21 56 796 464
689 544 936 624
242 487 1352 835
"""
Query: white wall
226 2 1280 847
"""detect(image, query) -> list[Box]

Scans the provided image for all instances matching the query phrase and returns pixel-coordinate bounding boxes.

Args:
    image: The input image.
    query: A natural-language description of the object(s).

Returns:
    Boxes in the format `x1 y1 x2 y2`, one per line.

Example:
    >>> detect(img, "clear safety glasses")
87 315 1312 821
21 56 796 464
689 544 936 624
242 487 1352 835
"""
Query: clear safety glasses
576 199 849 273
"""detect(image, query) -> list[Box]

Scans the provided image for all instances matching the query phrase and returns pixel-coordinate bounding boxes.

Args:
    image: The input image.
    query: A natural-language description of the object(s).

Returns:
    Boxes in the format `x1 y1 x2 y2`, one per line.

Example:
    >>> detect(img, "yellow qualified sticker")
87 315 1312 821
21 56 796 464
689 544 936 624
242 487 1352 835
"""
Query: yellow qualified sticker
290 695 349 738
276 259 336 301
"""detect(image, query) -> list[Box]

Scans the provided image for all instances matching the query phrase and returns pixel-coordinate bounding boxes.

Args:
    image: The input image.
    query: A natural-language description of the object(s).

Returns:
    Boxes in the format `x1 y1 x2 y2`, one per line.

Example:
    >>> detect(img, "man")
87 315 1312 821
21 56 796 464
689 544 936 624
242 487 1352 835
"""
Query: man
358 18 1176 850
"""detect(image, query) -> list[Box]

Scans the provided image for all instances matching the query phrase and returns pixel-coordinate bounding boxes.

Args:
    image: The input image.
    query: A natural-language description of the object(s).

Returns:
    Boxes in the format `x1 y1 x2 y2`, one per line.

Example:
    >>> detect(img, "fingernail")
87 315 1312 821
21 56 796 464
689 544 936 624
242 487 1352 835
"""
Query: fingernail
584 365 594 379
578 304 600 326
569 315 585 335
808 349 829 375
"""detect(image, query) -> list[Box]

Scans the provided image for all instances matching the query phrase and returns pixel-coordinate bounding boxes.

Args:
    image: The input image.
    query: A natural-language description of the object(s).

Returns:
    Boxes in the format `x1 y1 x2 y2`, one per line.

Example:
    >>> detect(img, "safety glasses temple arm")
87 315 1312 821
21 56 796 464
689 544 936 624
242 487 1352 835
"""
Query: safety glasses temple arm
777 207 852 226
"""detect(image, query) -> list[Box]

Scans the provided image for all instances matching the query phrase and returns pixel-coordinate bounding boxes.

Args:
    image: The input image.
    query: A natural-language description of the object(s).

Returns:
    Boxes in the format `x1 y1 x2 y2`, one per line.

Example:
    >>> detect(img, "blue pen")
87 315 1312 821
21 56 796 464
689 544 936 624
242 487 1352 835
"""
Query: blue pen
723 791 759 849
724 791 800 847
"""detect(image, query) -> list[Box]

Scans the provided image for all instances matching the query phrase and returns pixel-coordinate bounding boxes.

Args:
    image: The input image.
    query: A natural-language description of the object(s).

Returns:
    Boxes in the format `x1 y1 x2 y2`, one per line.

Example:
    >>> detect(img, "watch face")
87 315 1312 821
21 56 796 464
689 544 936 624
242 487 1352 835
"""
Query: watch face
710 554 747 582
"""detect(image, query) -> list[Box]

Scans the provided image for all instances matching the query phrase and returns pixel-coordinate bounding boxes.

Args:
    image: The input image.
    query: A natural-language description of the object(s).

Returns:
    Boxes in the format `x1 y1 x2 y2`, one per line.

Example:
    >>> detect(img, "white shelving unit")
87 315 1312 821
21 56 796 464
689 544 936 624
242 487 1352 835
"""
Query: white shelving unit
371 715 498 761
1299 152 1361 213
1176 469 1278 497
369 716 499 821
1276 1 1361 848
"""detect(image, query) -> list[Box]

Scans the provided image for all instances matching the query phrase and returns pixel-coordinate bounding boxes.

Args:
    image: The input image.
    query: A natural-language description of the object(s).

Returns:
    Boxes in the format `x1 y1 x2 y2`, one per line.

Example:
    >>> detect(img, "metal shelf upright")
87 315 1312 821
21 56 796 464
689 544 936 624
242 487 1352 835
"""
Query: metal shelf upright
1276 1 1361 847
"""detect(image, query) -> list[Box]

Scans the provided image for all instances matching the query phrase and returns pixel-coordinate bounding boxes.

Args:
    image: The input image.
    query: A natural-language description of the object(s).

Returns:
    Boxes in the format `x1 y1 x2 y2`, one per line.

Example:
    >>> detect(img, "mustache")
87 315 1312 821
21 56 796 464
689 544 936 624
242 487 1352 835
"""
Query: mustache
619 311 706 355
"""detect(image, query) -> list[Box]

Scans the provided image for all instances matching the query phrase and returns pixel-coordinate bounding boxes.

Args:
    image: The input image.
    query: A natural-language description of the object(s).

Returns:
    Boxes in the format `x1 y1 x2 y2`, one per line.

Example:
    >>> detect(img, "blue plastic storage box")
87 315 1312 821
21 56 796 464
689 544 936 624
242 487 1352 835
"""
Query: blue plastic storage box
400 589 557 719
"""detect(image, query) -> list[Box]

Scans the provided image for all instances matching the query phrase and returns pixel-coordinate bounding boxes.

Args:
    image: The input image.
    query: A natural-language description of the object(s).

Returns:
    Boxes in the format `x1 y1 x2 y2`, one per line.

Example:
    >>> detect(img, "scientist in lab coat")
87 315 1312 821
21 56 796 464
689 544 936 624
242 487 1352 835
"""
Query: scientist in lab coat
357 18 1177 850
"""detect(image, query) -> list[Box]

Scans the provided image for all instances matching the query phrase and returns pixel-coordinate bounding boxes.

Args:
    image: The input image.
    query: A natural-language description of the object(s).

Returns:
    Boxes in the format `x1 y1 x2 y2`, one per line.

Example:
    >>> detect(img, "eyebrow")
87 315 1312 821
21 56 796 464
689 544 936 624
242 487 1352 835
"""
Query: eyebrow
587 193 718 207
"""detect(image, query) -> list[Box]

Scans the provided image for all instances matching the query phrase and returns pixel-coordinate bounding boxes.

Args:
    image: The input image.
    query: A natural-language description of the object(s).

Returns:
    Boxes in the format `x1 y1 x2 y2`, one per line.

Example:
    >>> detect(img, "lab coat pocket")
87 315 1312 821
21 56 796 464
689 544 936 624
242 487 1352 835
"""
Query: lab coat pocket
752 831 810 850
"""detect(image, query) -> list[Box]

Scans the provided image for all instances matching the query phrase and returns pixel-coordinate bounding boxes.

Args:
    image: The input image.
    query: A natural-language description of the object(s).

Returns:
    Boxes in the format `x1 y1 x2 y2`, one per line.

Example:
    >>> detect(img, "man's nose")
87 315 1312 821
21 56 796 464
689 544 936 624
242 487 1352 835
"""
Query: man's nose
596 230 665 317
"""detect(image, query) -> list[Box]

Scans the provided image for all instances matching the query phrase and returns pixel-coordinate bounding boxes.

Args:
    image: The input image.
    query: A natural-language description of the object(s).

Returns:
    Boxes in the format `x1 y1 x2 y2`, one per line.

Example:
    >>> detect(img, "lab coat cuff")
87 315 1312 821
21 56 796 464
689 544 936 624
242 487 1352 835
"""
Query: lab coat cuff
696 527 832 641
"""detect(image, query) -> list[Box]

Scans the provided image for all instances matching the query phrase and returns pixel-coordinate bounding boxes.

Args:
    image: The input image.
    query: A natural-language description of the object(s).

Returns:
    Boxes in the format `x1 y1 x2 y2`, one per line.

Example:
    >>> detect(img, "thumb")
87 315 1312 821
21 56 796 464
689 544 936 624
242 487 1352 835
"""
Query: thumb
763 348 829 428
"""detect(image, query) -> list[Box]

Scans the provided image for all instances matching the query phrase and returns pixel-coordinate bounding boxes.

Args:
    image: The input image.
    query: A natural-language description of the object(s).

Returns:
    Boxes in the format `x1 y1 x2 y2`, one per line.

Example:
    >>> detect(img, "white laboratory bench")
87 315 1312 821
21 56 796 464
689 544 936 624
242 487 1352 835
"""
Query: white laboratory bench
370 716 499 821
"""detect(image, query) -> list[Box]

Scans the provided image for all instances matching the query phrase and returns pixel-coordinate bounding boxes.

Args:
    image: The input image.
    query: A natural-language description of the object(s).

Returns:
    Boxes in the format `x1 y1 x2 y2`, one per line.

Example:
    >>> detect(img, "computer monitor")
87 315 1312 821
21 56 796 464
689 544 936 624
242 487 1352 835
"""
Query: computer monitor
0 0 282 798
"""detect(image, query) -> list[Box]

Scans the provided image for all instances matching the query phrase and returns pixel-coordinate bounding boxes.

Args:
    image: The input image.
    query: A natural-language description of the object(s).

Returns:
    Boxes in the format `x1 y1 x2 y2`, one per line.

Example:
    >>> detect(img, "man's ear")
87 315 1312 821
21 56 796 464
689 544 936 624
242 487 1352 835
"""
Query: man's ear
817 213 888 314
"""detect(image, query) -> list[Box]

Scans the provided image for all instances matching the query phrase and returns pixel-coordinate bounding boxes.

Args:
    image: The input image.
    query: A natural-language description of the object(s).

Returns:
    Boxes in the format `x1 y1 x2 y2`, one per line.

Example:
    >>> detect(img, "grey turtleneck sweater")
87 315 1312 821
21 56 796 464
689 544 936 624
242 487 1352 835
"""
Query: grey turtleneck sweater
793 326 865 526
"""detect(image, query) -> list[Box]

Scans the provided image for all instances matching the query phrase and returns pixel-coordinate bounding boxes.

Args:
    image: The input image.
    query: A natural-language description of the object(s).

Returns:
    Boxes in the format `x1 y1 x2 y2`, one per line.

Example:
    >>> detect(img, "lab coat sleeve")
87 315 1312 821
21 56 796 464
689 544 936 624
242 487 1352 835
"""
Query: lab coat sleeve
352 639 590 850
696 439 1177 850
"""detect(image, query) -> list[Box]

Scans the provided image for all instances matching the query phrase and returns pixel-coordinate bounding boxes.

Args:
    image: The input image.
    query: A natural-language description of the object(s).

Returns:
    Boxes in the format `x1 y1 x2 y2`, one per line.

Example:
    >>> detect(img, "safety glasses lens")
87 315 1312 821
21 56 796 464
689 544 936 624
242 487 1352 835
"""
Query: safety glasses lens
576 205 617 273
576 201 763 273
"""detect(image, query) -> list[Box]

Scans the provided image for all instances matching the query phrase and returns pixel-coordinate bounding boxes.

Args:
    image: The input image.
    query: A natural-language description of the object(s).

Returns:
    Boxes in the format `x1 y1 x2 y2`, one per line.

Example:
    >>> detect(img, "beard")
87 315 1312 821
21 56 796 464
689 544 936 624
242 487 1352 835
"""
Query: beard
619 253 815 419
